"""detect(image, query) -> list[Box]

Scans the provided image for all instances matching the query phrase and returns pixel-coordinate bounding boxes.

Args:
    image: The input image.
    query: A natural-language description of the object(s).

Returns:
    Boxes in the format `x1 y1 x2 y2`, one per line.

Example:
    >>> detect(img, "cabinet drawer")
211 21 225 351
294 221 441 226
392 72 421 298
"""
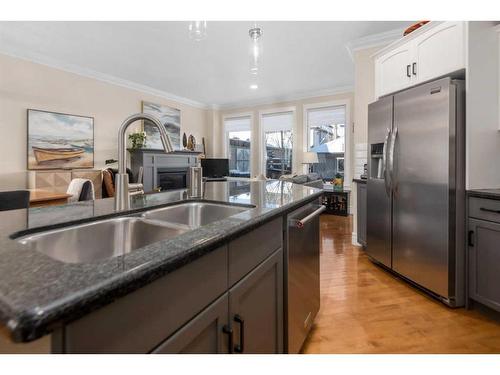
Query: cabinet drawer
228 217 282 286
63 246 228 353
469 197 500 223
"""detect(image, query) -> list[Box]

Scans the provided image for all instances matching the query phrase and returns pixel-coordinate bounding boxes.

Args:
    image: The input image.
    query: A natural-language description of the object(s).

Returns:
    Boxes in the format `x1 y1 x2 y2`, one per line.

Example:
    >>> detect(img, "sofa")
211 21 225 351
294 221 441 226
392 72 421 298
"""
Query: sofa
279 172 323 189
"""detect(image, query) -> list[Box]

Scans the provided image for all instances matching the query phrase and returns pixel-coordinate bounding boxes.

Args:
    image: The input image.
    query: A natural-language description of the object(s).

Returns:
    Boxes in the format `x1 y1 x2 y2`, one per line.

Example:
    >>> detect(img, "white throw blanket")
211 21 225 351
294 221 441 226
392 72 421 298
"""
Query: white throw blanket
66 178 95 203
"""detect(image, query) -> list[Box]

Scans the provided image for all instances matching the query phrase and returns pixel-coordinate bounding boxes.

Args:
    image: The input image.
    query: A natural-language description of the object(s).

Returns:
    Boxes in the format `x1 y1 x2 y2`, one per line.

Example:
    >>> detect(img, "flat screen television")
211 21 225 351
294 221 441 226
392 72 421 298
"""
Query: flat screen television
201 158 229 178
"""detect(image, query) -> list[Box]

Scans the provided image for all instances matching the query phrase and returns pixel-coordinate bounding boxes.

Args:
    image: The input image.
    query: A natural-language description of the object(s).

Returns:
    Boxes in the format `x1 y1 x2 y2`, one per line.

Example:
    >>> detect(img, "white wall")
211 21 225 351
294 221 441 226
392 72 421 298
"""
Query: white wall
0 53 212 188
351 46 379 244
466 22 500 189
216 92 354 184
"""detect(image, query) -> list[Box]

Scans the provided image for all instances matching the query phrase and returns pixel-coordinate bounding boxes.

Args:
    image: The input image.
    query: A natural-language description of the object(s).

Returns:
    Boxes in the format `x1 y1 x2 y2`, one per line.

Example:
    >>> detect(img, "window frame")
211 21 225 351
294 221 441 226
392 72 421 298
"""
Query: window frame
223 112 253 178
258 106 296 177
302 99 352 188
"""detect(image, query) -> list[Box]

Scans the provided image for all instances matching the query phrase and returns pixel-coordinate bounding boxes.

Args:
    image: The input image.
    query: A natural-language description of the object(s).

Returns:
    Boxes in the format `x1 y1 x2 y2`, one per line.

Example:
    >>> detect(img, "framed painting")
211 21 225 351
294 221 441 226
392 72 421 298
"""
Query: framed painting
142 101 181 150
27 109 94 170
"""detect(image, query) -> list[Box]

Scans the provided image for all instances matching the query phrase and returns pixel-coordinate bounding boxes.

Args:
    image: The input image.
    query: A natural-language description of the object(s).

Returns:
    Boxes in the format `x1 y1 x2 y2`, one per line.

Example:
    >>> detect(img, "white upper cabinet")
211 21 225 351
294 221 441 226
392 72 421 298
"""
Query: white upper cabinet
375 44 413 98
413 22 465 83
374 22 466 98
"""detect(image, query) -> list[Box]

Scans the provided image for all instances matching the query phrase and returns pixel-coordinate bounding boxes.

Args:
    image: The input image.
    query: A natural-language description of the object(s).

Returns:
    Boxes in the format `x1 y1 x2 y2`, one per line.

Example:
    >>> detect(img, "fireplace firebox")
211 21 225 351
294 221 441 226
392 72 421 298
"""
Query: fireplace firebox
157 168 187 191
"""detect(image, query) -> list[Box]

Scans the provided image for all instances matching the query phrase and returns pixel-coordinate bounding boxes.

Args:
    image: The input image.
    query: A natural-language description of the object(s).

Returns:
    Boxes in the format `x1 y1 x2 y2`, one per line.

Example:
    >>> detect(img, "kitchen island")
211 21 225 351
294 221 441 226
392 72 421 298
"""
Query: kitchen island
0 180 322 353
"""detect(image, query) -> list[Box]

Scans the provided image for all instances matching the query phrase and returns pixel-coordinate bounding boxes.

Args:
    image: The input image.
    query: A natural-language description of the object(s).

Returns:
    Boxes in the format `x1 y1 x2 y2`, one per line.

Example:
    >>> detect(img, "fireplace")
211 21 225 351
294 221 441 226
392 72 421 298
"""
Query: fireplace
157 168 188 191
130 150 199 193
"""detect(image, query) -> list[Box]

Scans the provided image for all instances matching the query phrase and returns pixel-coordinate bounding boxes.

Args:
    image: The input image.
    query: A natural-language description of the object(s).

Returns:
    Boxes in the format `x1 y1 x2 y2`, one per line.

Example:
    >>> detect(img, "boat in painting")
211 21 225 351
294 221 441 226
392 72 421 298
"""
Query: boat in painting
32 146 85 163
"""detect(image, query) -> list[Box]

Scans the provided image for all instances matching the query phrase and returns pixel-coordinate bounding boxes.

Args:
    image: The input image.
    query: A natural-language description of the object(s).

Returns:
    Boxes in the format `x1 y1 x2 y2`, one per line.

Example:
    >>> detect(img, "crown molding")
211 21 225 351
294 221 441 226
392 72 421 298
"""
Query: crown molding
345 28 405 61
0 40 356 112
0 47 210 109
216 85 354 111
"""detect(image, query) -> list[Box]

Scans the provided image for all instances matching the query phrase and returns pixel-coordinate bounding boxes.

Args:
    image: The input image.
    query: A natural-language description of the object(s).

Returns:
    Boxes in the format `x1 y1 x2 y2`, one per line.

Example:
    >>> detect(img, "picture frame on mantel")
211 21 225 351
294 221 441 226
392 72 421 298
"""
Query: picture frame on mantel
141 101 181 150
27 109 94 170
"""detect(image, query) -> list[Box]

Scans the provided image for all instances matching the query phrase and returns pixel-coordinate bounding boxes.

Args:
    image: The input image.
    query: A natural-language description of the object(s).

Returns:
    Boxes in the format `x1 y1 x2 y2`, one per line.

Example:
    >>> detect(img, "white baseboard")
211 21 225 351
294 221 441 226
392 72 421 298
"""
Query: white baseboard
351 232 362 247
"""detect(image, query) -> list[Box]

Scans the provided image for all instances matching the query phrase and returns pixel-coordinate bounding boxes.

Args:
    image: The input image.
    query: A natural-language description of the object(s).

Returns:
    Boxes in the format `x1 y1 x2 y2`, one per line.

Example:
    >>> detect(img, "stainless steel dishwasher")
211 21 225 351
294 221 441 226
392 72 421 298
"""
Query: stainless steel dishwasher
285 202 324 353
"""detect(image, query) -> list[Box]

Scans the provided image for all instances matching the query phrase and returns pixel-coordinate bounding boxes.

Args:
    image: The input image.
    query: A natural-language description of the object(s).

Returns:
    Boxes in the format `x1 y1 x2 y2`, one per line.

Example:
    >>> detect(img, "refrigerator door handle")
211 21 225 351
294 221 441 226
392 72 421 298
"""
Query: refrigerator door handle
389 126 398 190
382 127 392 196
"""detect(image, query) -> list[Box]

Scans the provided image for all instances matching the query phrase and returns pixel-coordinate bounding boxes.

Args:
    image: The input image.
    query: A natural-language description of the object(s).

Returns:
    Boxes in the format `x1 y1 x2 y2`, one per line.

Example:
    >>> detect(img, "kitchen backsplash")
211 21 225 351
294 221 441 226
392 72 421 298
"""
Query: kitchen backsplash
354 143 367 179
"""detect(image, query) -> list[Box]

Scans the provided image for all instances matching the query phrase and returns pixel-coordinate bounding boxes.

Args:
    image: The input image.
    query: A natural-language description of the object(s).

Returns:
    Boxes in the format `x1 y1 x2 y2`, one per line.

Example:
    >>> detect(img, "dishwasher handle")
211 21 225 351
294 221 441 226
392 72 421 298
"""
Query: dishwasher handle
290 205 326 228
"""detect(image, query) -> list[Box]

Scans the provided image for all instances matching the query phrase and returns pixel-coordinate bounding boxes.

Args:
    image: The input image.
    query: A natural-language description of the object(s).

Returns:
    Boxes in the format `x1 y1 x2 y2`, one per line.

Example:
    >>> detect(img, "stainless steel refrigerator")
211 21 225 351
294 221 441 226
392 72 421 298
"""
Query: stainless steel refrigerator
367 77 465 307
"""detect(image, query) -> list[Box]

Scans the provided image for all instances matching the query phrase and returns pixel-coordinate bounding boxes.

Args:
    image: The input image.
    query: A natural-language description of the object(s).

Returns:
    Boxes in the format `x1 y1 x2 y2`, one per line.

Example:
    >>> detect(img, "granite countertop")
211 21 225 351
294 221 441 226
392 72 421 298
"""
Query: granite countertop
467 189 500 200
0 180 322 343
352 178 367 184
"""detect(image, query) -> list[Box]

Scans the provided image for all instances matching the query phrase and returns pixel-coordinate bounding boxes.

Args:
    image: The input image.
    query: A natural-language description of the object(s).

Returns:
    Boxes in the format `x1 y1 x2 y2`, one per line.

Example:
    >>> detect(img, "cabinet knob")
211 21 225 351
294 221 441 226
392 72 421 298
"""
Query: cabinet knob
412 62 417 76
406 64 411 78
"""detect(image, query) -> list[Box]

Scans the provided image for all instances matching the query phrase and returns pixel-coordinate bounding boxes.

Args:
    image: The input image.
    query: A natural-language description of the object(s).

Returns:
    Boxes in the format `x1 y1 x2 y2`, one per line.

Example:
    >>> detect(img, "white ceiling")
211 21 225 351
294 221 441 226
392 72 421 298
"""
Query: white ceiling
0 21 412 108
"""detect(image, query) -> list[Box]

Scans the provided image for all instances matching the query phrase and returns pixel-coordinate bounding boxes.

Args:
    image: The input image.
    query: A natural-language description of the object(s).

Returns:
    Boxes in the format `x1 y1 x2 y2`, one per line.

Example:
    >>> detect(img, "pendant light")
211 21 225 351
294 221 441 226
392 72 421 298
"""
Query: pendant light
249 25 263 75
188 21 207 41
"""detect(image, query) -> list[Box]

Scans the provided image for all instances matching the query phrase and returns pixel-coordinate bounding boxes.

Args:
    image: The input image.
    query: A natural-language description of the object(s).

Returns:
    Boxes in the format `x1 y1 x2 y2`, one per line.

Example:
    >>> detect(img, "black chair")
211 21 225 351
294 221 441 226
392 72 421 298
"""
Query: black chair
0 190 30 211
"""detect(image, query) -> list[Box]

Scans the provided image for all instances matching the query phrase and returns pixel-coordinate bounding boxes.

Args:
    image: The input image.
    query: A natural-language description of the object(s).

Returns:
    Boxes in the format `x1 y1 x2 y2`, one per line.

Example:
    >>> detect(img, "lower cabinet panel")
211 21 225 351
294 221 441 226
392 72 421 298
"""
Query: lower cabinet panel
469 218 500 312
152 294 229 354
357 182 367 247
229 248 283 354
59 217 289 354
63 246 228 353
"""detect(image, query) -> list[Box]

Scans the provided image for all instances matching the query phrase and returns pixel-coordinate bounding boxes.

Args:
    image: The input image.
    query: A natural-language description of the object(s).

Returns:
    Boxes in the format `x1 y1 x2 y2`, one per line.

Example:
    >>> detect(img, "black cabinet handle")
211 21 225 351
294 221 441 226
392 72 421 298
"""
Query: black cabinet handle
468 230 474 247
222 325 234 354
412 62 417 76
406 64 411 78
234 314 245 353
480 207 500 214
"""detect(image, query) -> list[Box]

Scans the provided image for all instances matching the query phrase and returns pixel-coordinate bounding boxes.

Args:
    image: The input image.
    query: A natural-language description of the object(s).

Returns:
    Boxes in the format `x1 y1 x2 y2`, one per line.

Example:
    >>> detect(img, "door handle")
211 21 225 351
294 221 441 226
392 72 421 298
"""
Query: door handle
222 325 234 354
234 314 245 353
290 205 326 228
388 127 398 191
382 127 391 196
412 62 417 76
406 64 411 78
479 207 500 214
468 230 475 247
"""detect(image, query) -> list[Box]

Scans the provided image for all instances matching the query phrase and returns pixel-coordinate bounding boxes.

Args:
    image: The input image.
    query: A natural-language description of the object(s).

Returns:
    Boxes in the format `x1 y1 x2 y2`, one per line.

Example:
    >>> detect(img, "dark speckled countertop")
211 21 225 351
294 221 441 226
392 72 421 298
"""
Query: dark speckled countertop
352 178 367 184
0 180 322 343
467 189 500 200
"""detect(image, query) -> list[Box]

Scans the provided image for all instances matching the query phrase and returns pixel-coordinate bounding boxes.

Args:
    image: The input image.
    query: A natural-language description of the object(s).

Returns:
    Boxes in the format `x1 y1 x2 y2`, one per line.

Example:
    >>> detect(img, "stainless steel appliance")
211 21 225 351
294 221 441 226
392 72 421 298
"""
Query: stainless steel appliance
187 165 203 198
285 203 324 353
367 77 465 307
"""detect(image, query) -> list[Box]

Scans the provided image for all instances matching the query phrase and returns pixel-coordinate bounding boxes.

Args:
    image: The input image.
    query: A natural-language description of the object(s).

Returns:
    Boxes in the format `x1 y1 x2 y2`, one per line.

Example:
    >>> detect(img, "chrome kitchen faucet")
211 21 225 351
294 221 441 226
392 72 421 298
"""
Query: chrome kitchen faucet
115 113 173 210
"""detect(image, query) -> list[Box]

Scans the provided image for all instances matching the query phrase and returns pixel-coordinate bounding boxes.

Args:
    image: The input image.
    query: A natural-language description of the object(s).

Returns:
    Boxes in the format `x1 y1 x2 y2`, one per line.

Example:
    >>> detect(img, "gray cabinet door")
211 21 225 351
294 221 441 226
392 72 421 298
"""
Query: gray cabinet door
229 248 283 354
468 218 500 312
357 183 367 247
152 294 230 354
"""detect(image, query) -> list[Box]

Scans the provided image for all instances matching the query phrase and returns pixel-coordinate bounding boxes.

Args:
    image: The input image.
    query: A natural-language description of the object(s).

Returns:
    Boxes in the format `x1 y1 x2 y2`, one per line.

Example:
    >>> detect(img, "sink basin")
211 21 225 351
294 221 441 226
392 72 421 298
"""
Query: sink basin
18 217 187 264
142 202 252 228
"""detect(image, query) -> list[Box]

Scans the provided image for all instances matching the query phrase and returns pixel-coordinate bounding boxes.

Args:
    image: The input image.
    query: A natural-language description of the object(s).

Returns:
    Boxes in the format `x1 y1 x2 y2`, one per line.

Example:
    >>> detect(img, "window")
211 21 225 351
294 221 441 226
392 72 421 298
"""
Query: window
261 111 293 179
306 105 346 181
224 116 251 178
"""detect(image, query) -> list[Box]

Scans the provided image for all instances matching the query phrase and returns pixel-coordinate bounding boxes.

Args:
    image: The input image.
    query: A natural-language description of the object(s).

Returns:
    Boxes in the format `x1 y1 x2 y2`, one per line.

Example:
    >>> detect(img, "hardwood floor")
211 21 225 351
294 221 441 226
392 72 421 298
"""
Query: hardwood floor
301 214 500 354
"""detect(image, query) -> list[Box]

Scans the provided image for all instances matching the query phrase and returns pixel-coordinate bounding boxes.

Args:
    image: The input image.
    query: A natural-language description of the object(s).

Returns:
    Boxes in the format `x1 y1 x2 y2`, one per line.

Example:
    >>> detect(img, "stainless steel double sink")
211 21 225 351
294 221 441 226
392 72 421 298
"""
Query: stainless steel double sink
18 202 252 264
